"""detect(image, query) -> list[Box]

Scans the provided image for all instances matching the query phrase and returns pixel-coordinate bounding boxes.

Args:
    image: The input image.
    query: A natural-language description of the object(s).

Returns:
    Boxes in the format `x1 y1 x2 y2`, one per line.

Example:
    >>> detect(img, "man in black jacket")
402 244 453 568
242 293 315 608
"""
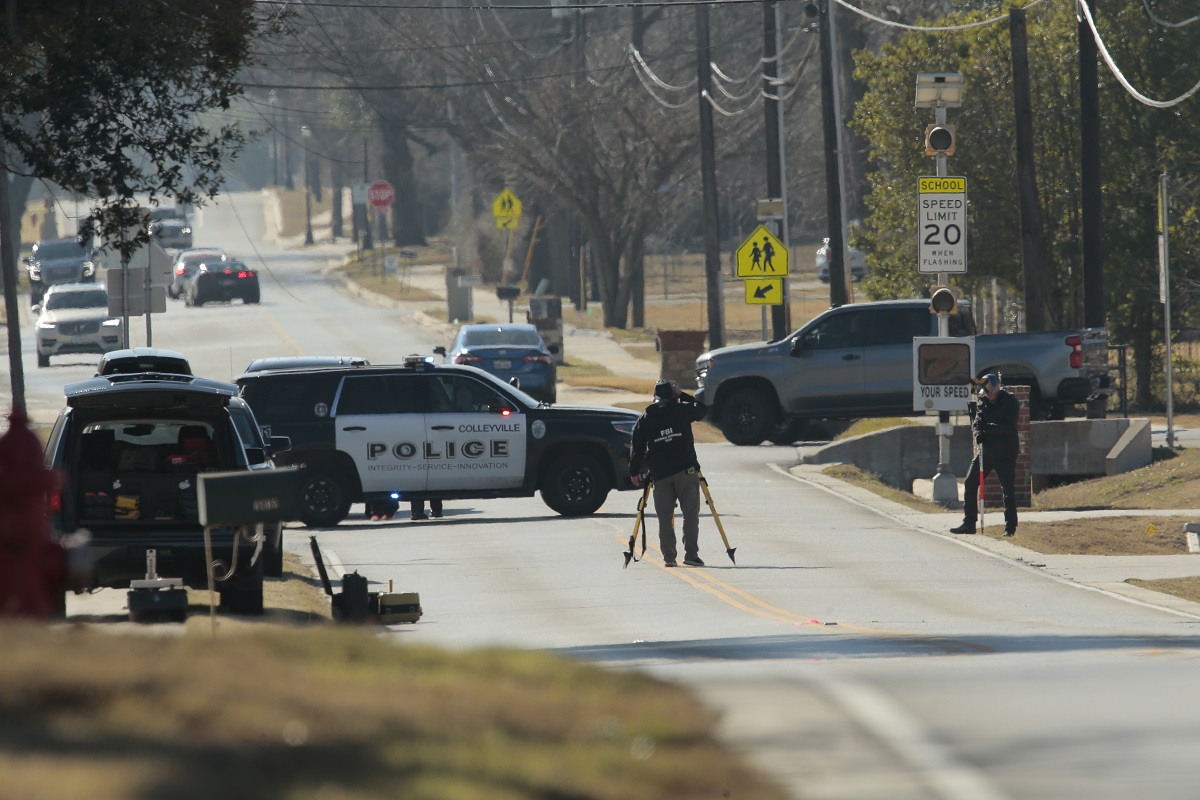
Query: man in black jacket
629 380 708 567
951 373 1021 536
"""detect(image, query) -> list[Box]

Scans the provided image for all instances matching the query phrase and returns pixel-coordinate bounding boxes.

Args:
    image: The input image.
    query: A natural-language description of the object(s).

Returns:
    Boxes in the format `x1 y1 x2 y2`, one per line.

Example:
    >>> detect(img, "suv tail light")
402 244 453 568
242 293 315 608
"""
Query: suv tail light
47 489 62 514
175 266 185 275
454 353 483 365
1066 335 1083 369
521 354 551 365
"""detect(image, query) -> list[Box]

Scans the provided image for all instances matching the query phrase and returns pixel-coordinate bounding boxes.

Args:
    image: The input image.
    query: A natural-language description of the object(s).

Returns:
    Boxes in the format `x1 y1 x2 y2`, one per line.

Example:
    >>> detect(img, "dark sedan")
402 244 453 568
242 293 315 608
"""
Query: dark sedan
447 323 558 403
183 258 260 306
169 248 225 299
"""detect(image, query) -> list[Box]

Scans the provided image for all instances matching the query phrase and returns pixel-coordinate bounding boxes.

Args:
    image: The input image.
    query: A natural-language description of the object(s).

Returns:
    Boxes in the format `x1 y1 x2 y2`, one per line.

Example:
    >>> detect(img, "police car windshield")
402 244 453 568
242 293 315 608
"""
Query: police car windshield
46 289 108 310
462 328 542 347
468 366 544 407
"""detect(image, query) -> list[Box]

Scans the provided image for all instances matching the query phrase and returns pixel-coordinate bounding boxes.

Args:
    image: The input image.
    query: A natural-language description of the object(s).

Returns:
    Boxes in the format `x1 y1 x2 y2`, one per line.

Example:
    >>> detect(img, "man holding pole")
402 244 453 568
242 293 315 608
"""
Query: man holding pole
629 380 708 567
951 374 1020 537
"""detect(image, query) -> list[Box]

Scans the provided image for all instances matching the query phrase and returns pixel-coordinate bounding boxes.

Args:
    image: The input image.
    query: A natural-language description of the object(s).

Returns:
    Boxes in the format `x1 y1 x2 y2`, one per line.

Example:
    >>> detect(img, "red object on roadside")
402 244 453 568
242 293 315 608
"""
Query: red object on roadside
0 409 67 618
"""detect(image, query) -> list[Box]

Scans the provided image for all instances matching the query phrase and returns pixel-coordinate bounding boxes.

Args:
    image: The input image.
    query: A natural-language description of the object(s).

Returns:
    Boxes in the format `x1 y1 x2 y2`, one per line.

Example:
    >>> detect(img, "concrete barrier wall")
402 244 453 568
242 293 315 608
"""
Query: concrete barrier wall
800 418 1153 491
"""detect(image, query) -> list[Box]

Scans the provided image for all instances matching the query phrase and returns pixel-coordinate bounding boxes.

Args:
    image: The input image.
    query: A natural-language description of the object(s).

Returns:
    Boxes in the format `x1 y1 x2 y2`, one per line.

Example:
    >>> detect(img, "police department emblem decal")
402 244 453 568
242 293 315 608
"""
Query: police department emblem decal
531 420 546 439
314 402 329 418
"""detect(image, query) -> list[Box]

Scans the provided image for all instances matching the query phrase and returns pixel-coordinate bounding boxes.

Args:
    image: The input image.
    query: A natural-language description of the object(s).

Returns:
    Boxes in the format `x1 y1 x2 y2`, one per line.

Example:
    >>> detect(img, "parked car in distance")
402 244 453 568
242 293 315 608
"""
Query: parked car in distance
243 355 370 373
148 207 193 250
169 248 225 299
97 347 192 377
816 238 869 283
34 283 123 368
446 323 558 403
184 258 260 306
24 238 100 307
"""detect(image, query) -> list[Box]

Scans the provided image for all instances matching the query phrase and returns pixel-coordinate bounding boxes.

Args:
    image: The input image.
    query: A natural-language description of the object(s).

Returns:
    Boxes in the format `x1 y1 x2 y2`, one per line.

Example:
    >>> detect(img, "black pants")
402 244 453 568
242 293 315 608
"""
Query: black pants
411 499 442 518
962 447 1017 531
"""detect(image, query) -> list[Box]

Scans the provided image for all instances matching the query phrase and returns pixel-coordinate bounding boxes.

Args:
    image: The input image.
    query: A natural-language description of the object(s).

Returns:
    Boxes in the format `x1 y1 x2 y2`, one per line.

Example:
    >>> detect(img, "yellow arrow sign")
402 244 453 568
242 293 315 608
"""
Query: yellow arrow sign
492 188 522 220
744 278 783 305
736 225 788 278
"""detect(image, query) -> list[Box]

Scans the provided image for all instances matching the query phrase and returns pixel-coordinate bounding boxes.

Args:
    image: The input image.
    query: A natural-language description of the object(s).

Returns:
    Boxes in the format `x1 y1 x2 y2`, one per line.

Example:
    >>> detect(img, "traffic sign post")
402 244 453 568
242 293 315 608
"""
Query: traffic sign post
492 188 522 230
917 176 966 275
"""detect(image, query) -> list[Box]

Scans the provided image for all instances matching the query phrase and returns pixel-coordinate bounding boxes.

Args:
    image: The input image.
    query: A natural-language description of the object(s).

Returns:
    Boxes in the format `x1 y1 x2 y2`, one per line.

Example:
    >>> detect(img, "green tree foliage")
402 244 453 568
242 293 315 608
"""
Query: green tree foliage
849 1 1200 408
0 0 287 257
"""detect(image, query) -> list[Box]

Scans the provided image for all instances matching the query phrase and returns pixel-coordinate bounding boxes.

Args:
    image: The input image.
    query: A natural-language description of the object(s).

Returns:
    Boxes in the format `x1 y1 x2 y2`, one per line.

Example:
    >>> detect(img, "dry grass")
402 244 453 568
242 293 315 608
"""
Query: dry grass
835 417 920 440
6 555 784 800
997 515 1194 555
568 246 841 347
1128 577 1200 604
819 464 946 512
0 620 786 800
1034 448 1200 511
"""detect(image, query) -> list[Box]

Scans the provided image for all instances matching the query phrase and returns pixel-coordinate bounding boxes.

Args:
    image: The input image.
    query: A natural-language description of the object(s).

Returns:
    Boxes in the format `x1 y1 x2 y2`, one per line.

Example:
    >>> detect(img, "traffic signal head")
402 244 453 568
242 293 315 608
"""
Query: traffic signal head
929 285 958 315
924 123 956 156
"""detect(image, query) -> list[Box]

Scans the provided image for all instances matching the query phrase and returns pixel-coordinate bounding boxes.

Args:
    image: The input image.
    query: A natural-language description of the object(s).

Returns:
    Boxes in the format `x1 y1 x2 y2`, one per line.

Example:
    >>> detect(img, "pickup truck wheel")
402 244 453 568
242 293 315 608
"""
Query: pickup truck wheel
720 388 777 446
767 419 808 445
540 452 611 516
299 468 352 528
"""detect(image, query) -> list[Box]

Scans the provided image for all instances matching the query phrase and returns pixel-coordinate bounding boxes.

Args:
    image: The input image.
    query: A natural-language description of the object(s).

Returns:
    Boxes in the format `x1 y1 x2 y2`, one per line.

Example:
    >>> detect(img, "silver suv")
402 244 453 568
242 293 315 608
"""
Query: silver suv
34 283 124 368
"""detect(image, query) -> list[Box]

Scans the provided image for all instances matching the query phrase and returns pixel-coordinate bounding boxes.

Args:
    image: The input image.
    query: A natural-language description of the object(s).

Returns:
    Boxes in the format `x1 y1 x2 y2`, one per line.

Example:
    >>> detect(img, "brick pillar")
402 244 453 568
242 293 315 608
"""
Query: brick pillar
656 330 708 390
982 384 1031 508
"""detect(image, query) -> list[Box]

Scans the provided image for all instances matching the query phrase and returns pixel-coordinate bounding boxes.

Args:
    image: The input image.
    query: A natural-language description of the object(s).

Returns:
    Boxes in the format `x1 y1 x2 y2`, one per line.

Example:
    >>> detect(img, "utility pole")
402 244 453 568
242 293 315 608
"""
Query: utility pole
1078 0 1104 329
362 138 373 250
1009 8 1047 332
696 3 725 350
762 0 790 340
813 0 847 307
0 148 25 415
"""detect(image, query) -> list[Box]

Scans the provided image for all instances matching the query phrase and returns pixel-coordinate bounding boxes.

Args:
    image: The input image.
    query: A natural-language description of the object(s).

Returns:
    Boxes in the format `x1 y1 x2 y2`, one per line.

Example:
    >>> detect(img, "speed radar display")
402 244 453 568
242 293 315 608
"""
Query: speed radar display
912 337 974 412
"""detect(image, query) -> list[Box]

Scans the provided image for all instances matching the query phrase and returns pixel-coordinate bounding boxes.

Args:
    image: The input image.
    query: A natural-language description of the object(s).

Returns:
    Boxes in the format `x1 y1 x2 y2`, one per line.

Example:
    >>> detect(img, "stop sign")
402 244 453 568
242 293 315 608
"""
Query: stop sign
367 180 394 211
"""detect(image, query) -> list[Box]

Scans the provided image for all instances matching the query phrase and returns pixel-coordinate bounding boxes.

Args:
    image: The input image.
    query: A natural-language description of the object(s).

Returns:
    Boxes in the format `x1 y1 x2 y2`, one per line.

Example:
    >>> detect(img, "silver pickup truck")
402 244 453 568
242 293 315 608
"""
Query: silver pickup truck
695 299 1111 445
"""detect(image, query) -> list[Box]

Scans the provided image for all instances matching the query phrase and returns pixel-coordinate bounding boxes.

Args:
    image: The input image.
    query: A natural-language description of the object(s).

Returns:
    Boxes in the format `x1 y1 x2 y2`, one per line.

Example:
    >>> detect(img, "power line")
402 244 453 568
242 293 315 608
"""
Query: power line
1079 0 1200 109
832 0 1049 32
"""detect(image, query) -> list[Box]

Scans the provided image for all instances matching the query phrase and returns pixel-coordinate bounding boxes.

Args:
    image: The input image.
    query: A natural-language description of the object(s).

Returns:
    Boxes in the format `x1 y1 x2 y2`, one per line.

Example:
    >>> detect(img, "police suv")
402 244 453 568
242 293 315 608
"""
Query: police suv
235 357 641 527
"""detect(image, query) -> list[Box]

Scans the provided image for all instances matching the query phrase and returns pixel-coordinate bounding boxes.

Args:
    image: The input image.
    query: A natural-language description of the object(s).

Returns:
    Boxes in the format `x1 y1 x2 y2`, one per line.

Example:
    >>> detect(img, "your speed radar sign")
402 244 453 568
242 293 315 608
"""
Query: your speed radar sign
918 176 966 274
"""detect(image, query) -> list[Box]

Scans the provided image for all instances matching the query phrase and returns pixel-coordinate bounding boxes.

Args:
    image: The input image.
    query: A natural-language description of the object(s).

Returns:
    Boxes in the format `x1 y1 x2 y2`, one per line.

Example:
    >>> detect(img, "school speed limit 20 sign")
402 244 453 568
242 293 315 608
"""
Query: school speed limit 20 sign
918 176 967 274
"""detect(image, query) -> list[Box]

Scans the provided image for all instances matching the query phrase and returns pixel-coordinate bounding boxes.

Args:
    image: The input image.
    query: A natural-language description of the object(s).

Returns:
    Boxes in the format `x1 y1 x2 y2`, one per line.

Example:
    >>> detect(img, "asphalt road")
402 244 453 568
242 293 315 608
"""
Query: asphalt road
18 193 1200 800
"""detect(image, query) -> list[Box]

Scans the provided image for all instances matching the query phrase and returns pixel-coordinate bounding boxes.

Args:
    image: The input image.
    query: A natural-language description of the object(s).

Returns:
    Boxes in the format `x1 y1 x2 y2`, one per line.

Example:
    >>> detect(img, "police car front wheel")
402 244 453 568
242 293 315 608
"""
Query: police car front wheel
300 468 353 528
540 452 611 516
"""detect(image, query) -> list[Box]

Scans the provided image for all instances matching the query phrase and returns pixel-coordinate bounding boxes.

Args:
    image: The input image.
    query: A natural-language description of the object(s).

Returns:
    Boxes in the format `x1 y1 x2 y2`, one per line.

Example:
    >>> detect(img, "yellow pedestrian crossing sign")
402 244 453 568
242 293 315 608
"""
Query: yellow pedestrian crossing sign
744 278 783 305
493 188 522 230
736 225 788 278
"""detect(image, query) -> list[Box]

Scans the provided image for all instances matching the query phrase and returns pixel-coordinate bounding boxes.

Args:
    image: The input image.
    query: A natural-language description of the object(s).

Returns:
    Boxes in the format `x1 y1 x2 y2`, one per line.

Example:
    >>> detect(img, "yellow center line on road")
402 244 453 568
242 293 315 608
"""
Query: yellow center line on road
256 306 305 356
615 533 993 655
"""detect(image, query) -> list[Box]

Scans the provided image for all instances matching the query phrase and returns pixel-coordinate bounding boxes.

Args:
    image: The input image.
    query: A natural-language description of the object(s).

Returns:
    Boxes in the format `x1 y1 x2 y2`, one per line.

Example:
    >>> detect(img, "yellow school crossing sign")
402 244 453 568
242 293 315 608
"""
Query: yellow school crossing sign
492 188 522 230
736 225 788 278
